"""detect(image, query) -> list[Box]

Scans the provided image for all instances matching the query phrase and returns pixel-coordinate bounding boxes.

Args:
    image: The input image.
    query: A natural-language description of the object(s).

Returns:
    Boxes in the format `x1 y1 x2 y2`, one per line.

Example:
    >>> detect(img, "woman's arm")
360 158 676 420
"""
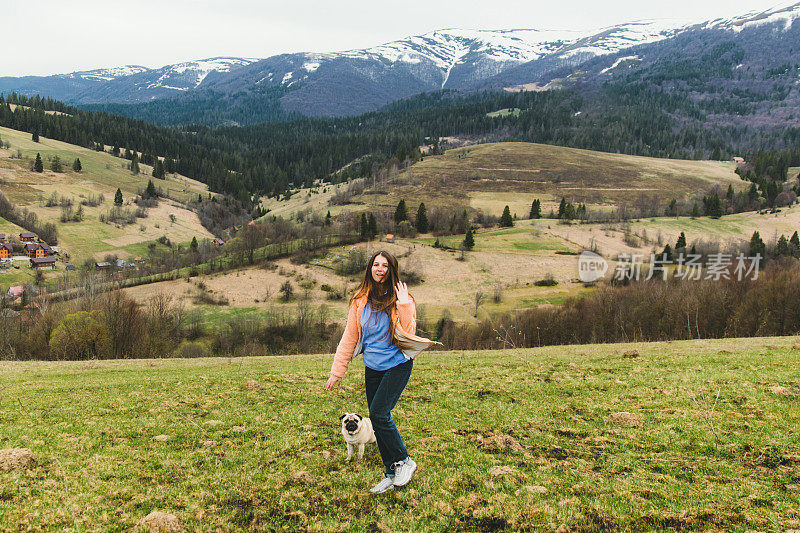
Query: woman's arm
328 300 360 382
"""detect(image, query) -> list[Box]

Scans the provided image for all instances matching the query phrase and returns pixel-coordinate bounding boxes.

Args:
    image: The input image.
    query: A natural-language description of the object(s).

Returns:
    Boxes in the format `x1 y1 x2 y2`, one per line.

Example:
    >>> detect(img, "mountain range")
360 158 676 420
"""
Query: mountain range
2 2 800 123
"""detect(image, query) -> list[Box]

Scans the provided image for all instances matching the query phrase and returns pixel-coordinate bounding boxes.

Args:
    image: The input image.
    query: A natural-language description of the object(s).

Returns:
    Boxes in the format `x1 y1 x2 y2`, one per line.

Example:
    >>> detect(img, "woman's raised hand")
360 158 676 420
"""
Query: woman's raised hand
324 375 341 390
395 281 410 303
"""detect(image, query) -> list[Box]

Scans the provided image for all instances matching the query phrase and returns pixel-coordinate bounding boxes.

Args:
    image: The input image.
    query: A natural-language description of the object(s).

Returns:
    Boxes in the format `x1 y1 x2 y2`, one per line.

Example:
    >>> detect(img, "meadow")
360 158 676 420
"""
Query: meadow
351 142 744 215
0 336 798 531
0 125 213 264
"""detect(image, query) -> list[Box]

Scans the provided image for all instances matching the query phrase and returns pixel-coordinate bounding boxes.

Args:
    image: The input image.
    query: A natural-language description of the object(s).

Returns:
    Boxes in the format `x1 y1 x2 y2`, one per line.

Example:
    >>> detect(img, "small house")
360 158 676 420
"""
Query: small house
30 256 56 270
385 234 395 243
0 243 12 259
213 238 225 246
733 156 745 163
19 232 36 242
39 243 52 255
115 259 129 269
65 264 76 271
24 243 44 258
6 286 24 299
95 261 112 271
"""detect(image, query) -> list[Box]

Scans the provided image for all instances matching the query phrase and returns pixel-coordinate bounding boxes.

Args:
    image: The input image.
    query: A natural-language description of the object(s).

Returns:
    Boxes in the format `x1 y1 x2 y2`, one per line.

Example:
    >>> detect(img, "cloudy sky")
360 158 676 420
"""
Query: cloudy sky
3 0 791 76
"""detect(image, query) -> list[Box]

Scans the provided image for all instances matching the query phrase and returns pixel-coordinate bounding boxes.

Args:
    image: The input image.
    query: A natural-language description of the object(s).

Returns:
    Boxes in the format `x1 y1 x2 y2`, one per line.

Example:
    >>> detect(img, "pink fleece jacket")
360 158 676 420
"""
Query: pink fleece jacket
330 293 438 379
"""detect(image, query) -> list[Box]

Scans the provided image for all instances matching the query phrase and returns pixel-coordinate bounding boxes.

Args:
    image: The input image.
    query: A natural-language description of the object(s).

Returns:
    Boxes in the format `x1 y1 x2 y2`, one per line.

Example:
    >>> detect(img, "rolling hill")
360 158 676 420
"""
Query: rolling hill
0 125 214 265
349 142 745 215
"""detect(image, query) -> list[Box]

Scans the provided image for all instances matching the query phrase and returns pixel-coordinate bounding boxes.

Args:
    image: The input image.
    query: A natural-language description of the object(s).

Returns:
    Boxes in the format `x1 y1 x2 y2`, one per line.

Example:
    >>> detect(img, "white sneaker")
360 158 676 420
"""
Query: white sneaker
392 457 417 487
369 474 395 494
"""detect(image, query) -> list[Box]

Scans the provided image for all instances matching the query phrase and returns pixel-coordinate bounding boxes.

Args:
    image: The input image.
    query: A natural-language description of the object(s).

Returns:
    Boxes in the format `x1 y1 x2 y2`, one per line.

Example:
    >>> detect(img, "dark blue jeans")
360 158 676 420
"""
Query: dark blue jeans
365 359 413 475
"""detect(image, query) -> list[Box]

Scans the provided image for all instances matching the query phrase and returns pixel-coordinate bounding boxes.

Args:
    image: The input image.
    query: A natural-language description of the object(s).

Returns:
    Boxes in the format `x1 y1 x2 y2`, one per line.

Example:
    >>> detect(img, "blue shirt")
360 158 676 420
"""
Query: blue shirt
361 302 408 371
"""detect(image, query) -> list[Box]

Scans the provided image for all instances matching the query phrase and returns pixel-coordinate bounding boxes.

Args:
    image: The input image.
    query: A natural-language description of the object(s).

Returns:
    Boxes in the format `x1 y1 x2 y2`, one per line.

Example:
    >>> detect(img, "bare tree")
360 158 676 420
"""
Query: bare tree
474 291 485 318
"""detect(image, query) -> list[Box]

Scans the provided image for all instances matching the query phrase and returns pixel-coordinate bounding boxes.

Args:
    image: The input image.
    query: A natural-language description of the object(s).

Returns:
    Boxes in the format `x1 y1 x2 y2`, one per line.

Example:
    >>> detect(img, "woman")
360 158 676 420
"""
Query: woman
324 250 439 493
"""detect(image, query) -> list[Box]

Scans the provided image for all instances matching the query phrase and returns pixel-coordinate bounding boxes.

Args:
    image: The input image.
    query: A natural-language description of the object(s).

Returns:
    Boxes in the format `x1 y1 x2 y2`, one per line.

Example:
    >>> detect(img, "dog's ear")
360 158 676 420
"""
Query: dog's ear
353 414 362 422
339 413 347 421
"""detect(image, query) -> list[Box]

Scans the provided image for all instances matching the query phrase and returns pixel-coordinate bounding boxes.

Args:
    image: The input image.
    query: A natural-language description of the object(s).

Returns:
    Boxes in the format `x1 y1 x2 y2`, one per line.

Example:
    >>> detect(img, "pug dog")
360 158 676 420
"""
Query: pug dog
340 412 376 461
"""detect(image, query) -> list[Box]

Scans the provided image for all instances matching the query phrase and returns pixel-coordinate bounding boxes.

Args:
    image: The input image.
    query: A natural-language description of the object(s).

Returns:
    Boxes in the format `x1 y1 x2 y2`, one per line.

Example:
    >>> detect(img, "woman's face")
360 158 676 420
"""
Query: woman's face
371 255 389 283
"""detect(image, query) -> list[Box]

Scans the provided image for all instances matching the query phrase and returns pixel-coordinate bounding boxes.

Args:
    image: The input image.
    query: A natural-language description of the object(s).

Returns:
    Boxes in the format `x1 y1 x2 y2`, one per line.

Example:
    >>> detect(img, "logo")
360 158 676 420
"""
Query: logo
578 251 608 282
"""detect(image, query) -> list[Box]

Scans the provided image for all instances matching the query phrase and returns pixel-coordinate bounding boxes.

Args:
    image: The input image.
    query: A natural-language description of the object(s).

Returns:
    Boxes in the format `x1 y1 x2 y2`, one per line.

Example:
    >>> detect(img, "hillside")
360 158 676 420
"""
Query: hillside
0 125 214 264
1 336 797 530
351 142 744 215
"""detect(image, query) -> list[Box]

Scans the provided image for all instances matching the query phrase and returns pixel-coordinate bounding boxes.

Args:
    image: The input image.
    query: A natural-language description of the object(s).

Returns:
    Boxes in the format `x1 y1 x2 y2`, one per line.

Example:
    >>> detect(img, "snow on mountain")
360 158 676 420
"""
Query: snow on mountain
558 21 683 58
294 23 687 88
66 65 149 81
600 55 641 74
702 1 800 32
144 57 258 90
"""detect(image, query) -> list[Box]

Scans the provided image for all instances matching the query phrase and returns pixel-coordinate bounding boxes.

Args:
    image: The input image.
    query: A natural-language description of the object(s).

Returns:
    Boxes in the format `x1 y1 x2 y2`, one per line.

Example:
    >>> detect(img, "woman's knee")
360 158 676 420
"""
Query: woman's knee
369 412 392 427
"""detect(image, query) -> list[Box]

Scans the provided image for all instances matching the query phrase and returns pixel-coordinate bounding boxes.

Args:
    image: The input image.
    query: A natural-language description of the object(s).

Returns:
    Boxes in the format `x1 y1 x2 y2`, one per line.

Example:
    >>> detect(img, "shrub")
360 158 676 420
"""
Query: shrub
280 280 294 302
335 248 368 276
534 273 558 286
174 341 209 358
49 311 112 360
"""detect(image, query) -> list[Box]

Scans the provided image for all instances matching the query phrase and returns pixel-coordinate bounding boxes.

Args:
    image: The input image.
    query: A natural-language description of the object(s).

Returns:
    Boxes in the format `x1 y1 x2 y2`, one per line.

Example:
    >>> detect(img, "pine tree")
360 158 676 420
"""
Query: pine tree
529 199 541 219
145 180 157 198
776 235 790 256
662 244 673 262
130 154 140 175
790 231 800 250
675 231 687 251
394 199 408 224
325 210 331 226
462 226 475 251
690 202 700 218
748 183 760 204
726 184 735 202
703 194 723 218
690 244 697 256
360 213 369 240
50 155 62 172
33 153 43 172
558 197 566 219
749 231 766 257
152 159 165 179
499 205 514 227
32 129 39 143
190 236 198 251
415 202 429 233
72 158 82 172
368 213 377 239
114 188 123 206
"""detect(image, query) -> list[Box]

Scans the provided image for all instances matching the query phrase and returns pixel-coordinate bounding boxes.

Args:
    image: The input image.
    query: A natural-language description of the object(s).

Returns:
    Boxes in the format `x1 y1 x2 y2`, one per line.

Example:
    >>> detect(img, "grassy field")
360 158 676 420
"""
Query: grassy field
0 336 798 531
486 108 521 118
352 142 744 217
0 125 214 265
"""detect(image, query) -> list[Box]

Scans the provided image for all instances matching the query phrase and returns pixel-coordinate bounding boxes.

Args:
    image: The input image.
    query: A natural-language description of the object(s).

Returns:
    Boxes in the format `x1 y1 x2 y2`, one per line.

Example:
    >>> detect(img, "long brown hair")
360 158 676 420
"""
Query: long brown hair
351 250 402 345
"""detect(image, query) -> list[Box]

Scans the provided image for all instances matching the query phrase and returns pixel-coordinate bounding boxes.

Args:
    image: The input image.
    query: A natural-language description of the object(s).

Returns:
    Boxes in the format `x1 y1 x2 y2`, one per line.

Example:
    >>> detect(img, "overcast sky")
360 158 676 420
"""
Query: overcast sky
2 0 791 76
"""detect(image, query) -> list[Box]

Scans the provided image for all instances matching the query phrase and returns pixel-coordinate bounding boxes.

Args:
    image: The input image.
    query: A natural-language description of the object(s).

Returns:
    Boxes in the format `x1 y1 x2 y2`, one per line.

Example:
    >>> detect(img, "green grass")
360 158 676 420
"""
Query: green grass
486 108 521 118
415 226 573 254
1 336 798 530
0 125 213 263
